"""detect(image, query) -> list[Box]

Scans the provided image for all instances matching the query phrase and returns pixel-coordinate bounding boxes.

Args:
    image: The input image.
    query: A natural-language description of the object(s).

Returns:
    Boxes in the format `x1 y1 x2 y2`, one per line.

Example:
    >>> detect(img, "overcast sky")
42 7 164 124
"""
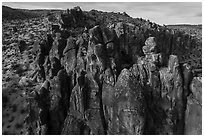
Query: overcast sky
2 2 202 25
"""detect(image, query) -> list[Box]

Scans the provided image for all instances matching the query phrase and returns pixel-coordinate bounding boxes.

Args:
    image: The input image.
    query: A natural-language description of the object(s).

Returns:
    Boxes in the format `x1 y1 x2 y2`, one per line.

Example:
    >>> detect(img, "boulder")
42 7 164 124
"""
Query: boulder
18 76 32 86
142 37 157 54
18 40 27 53
115 22 125 38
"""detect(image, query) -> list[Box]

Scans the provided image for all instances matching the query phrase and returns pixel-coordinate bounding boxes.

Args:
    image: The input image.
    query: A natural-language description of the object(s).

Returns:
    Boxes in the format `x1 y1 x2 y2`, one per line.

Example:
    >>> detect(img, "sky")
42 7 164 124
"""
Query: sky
2 2 202 25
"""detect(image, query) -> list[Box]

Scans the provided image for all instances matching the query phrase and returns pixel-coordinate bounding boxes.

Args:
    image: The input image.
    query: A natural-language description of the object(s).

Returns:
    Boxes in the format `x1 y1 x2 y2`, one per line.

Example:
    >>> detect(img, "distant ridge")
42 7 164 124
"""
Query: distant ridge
2 5 40 20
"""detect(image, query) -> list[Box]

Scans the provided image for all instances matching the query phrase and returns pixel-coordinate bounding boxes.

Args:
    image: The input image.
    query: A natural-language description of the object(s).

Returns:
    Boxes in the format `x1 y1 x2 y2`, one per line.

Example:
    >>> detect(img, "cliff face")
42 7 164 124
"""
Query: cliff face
2 6 201 135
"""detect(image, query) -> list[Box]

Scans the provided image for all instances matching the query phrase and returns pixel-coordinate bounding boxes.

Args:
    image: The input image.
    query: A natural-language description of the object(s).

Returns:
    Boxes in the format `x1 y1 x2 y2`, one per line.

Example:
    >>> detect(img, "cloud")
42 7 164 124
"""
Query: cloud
195 12 202 17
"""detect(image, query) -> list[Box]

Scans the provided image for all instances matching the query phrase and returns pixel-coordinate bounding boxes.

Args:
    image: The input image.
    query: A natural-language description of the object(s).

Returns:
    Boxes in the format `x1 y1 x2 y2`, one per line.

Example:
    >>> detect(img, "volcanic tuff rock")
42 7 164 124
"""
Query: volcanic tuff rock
2 6 202 135
184 77 202 135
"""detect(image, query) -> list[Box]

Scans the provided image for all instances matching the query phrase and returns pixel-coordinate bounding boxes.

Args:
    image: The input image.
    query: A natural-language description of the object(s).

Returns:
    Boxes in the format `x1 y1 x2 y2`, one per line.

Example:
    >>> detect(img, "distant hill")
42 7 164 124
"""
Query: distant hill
2 5 63 21
2 5 40 20
167 24 202 40
167 24 201 30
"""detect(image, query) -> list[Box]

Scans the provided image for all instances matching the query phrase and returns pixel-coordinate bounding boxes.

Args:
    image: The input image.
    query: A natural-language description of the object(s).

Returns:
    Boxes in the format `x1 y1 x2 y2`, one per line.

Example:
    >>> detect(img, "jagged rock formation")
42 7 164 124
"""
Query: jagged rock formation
2 6 202 135
184 77 202 134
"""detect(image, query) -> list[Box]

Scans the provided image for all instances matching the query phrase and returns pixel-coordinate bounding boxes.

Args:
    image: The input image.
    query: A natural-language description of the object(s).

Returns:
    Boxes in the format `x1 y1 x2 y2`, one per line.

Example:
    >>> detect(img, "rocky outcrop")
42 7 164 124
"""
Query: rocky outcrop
60 6 86 28
2 6 201 135
184 77 202 135
28 15 201 134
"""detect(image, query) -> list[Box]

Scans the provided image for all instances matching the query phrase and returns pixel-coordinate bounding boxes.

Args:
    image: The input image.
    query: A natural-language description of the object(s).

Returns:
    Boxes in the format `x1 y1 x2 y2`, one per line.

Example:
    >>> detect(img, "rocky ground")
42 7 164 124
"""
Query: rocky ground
2 6 202 135
2 17 50 134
